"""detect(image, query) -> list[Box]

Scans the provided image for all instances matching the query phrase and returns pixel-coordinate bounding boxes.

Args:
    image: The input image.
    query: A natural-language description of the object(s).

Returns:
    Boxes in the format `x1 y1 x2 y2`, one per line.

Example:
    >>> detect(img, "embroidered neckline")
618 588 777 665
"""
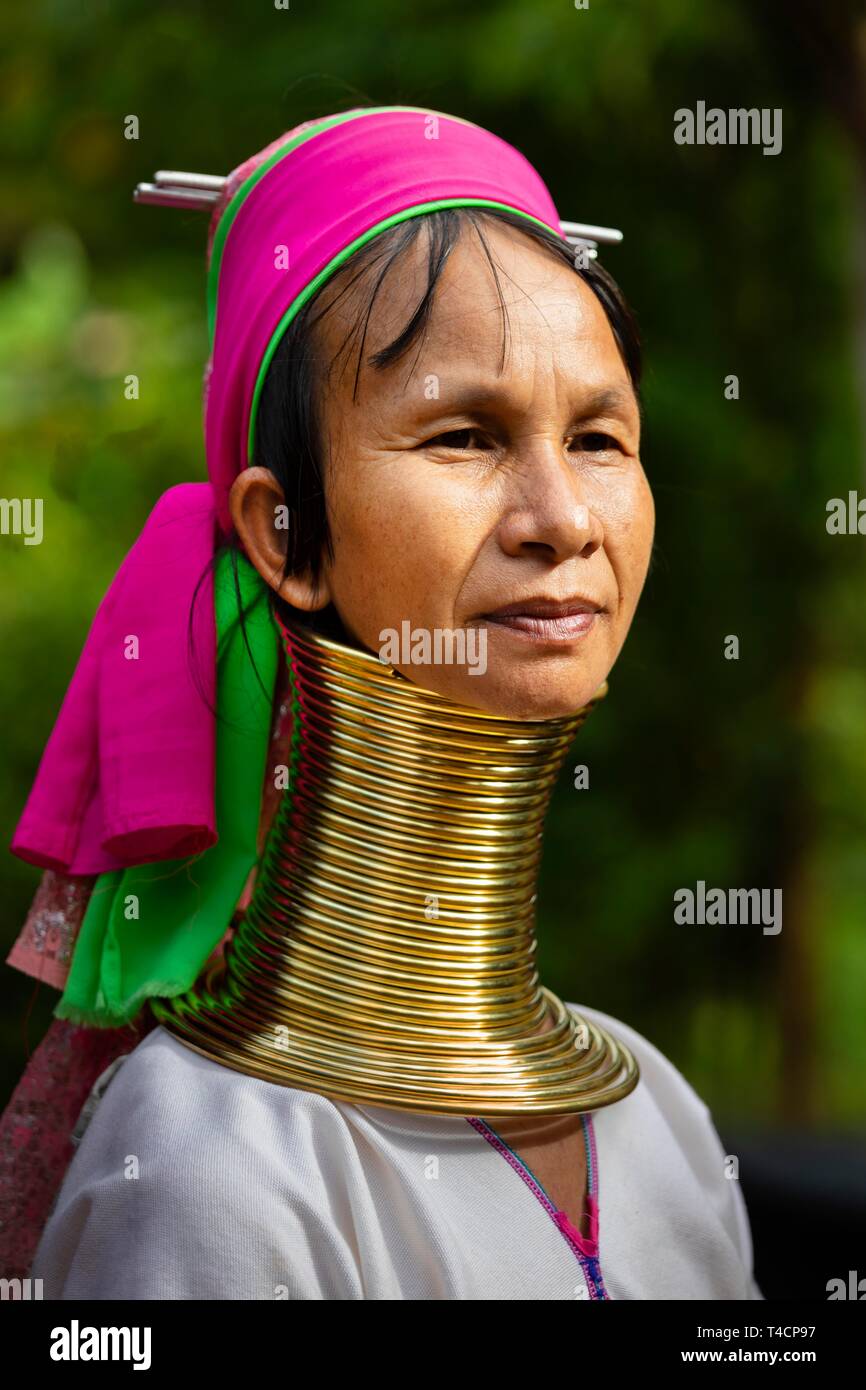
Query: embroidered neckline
466 1112 609 1300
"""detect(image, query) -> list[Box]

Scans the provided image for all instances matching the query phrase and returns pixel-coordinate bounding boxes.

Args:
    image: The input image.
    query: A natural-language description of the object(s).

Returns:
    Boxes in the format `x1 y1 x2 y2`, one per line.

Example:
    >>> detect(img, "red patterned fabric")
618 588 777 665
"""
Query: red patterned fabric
0 1015 156 1278
5 869 94 992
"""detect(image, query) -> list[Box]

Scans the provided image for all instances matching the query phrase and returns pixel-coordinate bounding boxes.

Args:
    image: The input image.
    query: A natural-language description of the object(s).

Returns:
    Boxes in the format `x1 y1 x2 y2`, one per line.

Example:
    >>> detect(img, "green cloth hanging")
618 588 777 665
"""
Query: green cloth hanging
55 548 279 1027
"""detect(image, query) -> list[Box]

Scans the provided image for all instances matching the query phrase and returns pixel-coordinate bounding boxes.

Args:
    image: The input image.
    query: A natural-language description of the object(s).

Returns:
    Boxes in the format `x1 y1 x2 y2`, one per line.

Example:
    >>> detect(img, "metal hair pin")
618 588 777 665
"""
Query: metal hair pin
133 170 623 257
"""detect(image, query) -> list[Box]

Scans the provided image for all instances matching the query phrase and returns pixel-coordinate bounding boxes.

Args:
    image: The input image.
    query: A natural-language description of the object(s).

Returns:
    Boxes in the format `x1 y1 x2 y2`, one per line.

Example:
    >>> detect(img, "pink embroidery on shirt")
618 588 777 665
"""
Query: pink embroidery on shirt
466 1112 609 1300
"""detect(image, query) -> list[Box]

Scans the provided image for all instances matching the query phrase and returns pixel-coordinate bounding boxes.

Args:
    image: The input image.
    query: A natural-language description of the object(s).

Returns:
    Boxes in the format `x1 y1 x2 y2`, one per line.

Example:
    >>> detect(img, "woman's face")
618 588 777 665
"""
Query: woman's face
233 220 654 719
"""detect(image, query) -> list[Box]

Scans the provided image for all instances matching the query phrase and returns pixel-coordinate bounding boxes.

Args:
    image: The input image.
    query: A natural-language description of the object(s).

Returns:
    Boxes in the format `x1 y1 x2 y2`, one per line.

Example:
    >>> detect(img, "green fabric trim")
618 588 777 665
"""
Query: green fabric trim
55 550 278 1028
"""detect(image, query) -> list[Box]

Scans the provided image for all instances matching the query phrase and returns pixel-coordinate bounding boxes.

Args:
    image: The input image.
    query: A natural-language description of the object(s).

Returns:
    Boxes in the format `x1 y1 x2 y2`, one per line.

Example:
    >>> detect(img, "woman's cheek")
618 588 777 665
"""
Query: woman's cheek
628 477 656 589
331 456 492 627
610 469 654 562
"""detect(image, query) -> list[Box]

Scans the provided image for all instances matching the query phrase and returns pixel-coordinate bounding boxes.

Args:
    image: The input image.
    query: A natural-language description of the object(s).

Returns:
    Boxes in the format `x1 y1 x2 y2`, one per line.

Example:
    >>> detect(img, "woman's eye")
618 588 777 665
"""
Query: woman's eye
426 428 487 450
570 431 620 453
424 428 621 454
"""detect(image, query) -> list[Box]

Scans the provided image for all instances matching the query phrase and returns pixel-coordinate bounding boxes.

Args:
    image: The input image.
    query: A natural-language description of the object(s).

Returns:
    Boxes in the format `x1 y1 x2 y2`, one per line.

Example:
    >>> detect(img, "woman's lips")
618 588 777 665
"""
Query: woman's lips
480 605 600 642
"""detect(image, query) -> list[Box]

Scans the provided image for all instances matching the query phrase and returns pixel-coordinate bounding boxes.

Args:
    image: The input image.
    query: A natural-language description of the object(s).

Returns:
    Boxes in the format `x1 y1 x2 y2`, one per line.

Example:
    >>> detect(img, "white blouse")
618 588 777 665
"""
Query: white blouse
32 1003 764 1300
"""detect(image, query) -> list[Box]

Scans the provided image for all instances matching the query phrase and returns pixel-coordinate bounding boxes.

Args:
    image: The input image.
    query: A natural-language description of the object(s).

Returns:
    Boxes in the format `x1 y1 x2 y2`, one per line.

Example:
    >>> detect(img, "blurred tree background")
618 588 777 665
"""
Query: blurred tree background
1 0 864 1280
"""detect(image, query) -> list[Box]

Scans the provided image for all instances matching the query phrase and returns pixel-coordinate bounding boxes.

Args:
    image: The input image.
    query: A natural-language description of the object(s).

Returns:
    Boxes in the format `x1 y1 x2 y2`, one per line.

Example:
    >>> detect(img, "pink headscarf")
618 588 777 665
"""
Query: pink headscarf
10 106 563 877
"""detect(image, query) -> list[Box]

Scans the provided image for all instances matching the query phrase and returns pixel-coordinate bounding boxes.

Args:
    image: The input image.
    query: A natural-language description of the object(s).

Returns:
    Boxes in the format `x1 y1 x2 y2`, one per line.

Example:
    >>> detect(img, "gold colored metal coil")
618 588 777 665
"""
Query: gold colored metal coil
154 614 640 1115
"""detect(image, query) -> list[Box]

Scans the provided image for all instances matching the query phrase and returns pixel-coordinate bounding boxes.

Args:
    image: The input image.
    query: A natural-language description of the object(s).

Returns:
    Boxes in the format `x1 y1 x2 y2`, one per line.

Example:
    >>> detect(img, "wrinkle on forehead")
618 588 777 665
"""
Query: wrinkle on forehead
313 218 623 412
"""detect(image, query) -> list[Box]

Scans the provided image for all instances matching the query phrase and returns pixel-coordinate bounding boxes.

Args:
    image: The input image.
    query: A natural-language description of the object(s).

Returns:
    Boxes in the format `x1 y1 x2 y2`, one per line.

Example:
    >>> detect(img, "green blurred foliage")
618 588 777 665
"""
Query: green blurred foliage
0 0 863 1127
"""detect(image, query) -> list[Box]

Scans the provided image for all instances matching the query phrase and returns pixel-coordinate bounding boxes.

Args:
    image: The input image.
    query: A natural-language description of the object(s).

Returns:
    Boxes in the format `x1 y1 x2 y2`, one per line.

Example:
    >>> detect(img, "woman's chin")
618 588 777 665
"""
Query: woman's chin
397 662 608 722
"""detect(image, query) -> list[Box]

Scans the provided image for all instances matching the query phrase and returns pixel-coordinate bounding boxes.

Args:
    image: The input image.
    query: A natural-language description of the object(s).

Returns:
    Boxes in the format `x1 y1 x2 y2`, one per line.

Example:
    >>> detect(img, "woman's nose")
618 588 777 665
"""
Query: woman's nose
496 450 604 562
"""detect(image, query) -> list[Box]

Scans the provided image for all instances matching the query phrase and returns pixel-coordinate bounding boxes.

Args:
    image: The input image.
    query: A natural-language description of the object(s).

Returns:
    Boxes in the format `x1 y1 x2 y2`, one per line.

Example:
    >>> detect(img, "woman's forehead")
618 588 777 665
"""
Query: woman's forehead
317 223 625 402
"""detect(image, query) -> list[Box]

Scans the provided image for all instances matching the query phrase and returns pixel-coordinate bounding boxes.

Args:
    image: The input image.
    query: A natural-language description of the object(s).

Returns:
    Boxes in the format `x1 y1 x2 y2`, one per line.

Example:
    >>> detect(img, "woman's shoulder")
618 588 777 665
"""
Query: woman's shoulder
90 1022 349 1142
567 996 730 1167
568 999 713 1119
62 1022 357 1213
34 1025 361 1297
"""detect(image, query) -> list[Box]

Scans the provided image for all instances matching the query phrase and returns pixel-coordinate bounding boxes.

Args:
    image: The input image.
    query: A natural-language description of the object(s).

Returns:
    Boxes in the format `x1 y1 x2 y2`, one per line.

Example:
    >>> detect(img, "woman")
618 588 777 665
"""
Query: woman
4 105 763 1299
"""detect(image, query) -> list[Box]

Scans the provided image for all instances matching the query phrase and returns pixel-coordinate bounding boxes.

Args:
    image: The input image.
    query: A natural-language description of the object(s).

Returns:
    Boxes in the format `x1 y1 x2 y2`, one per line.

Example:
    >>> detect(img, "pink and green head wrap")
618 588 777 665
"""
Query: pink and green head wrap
204 105 562 534
9 106 566 1023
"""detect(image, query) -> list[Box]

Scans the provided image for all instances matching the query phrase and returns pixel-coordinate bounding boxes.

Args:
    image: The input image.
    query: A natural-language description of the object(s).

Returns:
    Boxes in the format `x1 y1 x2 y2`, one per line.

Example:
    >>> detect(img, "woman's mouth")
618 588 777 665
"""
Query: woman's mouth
478 598 602 643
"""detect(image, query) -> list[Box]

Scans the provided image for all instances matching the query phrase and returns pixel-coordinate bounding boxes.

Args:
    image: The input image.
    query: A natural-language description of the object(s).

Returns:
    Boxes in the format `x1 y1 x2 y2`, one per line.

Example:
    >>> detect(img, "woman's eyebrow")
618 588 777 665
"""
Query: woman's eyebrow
573 384 640 419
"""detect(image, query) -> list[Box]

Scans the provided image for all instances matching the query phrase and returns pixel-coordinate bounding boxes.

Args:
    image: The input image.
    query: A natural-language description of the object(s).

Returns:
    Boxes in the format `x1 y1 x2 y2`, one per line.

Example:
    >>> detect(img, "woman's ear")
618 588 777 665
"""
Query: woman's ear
228 466 333 612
